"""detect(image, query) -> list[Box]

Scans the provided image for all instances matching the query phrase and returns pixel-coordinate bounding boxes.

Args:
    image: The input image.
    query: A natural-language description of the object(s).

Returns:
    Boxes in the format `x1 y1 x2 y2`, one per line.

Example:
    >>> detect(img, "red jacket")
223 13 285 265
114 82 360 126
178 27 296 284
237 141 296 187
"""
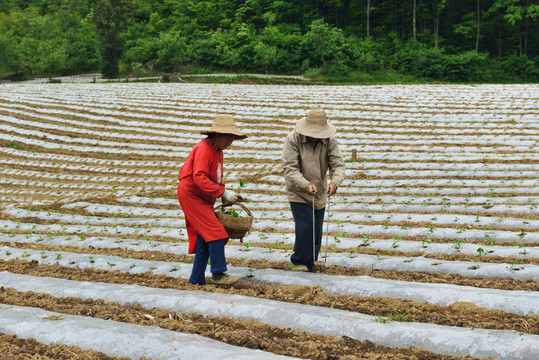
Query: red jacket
177 139 228 253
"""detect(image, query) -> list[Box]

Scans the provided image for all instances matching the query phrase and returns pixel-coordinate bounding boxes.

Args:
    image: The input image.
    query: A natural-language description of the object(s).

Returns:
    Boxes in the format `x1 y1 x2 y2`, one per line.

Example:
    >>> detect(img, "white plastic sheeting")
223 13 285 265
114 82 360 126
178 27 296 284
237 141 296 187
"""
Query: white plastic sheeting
5 230 538 269
3 202 538 246
7 201 538 232
1 82 538 359
3 83 538 127
1 272 537 360
4 204 538 259
0 304 297 360
1 242 537 316
2 228 537 282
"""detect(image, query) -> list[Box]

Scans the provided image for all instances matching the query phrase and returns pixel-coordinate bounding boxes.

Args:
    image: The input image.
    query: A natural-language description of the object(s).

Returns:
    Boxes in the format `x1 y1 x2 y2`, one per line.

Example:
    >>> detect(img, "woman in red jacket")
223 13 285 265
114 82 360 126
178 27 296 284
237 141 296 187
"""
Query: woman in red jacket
177 115 247 285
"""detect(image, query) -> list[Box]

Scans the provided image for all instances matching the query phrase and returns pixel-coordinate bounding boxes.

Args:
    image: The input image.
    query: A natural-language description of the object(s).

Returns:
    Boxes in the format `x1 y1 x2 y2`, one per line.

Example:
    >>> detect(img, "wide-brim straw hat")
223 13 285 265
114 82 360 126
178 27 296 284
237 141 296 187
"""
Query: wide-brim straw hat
295 108 336 139
201 115 247 139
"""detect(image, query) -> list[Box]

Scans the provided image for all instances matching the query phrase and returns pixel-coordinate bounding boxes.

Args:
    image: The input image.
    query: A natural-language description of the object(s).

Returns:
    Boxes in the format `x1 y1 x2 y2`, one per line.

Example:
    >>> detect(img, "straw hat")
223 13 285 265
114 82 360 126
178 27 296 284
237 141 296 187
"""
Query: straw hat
201 115 247 139
295 108 336 139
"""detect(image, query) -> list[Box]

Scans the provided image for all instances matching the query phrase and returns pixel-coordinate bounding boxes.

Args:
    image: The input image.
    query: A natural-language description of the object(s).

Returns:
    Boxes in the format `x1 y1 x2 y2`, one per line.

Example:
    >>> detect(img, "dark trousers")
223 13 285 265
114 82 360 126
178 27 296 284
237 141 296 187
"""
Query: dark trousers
290 201 325 272
189 234 227 285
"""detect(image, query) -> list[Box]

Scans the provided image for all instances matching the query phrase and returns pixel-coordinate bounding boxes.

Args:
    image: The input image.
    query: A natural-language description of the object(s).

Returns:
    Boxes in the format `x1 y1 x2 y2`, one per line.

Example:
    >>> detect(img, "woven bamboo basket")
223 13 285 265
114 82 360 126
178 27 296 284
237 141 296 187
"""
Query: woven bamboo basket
214 202 253 242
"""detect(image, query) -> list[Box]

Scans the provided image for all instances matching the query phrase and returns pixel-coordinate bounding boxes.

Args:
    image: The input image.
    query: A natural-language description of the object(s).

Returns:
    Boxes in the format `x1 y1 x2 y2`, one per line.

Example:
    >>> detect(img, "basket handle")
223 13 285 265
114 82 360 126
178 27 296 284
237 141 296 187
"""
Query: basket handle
214 202 253 217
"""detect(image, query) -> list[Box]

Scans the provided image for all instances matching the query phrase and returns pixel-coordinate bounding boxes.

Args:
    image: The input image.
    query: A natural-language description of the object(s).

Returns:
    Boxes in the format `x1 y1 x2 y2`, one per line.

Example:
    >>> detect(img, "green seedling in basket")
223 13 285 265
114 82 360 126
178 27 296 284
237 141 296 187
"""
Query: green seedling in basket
220 207 240 218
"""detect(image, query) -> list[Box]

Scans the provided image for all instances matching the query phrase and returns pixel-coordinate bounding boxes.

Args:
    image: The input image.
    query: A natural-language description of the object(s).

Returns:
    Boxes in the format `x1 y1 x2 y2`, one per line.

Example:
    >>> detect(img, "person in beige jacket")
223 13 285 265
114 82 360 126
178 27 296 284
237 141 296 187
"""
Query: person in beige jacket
282 108 345 272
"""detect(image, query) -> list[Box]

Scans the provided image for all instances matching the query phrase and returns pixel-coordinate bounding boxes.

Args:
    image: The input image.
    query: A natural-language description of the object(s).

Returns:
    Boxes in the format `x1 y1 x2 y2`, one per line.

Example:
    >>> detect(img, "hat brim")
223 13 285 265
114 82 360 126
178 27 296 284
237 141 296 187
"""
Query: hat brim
295 117 336 138
200 130 248 140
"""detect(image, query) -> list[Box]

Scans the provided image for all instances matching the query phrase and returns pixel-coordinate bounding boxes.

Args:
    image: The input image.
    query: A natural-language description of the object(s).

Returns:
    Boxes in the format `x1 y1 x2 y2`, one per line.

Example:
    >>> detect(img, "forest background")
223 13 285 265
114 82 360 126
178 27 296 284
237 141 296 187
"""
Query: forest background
0 0 538 83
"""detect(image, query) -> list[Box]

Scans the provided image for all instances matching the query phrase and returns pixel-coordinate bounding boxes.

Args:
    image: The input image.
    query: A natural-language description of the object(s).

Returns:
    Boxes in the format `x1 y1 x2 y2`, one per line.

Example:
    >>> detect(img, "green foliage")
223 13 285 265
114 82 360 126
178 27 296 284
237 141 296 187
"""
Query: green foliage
0 29 19 75
93 0 129 78
65 20 100 73
447 51 487 82
193 29 241 70
500 54 538 81
123 37 159 68
154 31 190 72
393 42 489 82
19 37 68 76
260 26 303 73
304 19 350 76
220 207 240 218
0 0 537 82
253 41 277 73
306 19 337 70
344 39 386 73
489 0 539 25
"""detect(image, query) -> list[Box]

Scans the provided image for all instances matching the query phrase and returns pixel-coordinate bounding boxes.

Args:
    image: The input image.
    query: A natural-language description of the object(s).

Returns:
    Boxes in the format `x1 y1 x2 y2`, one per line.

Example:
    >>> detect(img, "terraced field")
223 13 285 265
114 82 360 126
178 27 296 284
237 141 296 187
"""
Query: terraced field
0 82 537 360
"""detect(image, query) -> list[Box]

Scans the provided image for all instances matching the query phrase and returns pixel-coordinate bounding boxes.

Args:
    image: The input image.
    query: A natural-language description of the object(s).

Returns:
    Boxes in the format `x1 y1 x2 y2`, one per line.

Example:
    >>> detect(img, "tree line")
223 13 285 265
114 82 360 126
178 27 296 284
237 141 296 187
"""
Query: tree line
0 0 537 82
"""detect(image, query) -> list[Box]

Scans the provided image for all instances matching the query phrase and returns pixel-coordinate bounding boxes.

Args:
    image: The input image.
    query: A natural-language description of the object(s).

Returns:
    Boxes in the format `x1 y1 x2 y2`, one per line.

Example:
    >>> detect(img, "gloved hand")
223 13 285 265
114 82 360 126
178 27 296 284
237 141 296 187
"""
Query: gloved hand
222 189 239 204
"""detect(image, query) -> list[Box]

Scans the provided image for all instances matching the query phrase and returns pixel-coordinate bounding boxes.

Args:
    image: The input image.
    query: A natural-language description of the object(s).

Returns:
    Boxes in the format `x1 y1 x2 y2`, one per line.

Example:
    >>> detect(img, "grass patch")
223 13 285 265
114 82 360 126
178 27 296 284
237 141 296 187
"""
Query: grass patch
180 69 438 85
182 74 311 85
306 69 433 84
3 140 25 150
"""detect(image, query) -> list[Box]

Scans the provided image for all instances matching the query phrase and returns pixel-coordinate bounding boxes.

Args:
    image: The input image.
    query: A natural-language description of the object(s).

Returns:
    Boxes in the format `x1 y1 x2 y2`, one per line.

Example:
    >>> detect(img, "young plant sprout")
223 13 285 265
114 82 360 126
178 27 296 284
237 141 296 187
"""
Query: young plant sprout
509 259 522 271
240 240 252 251
421 238 432 248
516 242 528 255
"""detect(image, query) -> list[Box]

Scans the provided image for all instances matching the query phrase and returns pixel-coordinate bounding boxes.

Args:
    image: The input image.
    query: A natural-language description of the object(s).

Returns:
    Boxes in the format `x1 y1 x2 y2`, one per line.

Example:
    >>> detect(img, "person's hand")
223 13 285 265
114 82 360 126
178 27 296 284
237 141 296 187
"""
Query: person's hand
222 189 239 204
326 183 337 197
305 183 317 195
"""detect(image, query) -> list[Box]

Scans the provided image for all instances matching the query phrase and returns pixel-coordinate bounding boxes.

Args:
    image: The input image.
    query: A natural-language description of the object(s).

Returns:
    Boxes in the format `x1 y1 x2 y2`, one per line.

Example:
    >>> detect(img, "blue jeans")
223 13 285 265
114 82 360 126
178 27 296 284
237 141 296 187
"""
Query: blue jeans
189 234 227 285
289 201 325 272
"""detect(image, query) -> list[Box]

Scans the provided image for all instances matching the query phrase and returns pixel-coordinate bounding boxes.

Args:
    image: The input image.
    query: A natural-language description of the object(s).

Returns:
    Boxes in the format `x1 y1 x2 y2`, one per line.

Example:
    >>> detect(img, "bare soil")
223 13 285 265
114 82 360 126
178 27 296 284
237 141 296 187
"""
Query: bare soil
0 333 128 360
